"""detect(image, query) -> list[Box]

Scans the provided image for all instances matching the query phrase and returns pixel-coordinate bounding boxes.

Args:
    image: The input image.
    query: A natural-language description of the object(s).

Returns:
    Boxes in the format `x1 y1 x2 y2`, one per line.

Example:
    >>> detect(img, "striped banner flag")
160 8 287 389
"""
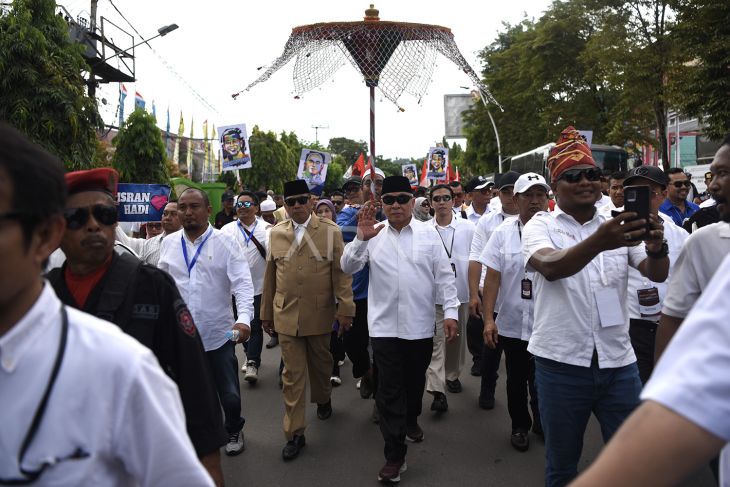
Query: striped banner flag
134 91 145 110
118 84 127 127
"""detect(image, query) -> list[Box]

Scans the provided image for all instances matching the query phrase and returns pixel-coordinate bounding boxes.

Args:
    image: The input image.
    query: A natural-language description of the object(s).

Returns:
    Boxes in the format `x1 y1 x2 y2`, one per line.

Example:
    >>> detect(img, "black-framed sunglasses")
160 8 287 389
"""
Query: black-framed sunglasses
381 194 413 205
63 205 117 230
235 200 254 209
431 195 452 203
558 168 602 183
285 196 310 207
671 180 692 188
0 211 26 223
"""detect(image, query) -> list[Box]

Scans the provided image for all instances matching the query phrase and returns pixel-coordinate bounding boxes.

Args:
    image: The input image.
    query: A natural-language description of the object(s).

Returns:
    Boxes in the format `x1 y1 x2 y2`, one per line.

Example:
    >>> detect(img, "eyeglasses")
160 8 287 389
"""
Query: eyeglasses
332 200 345 206
431 195 452 203
381 194 413 205
235 200 254 209
671 180 691 188
558 168 602 183
147 222 163 229
63 205 118 230
285 196 310 207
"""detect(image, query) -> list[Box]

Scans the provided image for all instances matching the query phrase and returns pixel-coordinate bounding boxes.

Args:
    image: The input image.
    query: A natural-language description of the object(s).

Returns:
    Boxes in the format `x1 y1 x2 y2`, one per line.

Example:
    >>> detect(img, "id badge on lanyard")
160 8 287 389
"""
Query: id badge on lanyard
637 286 661 318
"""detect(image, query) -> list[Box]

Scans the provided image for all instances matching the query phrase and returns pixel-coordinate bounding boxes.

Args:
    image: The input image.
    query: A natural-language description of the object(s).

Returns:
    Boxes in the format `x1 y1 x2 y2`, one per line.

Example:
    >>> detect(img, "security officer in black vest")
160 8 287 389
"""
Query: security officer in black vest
46 168 227 486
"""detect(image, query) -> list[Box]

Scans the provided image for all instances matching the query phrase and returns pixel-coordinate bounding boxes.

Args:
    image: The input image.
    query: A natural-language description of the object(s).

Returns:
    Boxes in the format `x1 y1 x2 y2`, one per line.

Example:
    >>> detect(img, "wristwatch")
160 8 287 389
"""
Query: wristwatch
646 239 669 259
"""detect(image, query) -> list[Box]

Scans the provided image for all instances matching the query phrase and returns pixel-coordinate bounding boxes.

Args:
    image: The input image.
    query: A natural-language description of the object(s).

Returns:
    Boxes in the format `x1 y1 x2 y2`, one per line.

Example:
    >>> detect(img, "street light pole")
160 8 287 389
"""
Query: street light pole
478 90 503 173
102 24 179 63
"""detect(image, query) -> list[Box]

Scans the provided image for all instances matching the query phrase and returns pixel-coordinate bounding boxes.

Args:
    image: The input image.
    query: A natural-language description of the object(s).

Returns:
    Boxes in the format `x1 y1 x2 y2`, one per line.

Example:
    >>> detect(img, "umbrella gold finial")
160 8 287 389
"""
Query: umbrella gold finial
364 4 379 21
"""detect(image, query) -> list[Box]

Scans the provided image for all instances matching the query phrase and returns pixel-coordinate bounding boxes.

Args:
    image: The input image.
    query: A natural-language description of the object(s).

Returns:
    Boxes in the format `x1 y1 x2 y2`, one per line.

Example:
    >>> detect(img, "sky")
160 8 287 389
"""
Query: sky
63 0 552 160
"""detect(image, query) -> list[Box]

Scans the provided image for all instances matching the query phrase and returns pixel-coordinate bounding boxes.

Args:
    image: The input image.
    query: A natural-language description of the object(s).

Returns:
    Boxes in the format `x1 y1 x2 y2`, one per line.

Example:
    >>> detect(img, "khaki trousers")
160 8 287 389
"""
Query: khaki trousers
426 302 469 393
279 332 332 440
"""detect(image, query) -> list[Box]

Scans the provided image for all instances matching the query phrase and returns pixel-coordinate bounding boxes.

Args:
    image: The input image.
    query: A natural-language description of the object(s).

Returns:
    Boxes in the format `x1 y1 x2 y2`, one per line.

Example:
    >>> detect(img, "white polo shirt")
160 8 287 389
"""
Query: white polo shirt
479 216 535 341
642 254 730 485
626 212 689 320
522 206 647 368
432 215 475 304
469 210 519 288
341 218 460 340
159 224 254 351
0 284 213 486
220 217 269 296
662 222 730 319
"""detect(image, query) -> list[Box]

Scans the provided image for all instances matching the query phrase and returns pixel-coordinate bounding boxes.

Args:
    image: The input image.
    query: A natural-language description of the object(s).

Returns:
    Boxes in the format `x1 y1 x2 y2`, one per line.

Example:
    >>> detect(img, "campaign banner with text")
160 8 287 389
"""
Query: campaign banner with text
117 184 171 222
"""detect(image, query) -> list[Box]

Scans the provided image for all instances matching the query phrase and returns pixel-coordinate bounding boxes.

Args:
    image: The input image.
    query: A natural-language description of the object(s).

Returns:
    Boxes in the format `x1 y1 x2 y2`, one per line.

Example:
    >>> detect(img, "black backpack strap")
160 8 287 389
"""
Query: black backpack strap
94 252 142 325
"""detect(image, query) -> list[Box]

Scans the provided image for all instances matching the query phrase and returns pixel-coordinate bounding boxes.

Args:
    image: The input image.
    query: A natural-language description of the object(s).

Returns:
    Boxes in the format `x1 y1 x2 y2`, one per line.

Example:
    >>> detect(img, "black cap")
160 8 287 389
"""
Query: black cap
498 171 521 190
283 179 310 198
623 166 669 187
221 191 235 202
342 176 362 191
381 176 412 195
465 176 492 192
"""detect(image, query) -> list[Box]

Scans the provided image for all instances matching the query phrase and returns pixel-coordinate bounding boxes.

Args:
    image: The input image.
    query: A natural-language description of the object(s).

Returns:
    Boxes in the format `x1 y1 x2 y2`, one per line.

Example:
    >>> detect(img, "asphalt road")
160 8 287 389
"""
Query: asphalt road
220 343 716 486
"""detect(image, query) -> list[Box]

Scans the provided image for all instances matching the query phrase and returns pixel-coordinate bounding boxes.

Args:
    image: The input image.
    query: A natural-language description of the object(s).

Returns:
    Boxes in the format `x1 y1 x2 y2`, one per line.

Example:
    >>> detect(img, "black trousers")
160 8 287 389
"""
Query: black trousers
371 337 433 462
343 298 372 378
629 318 658 385
479 313 503 400
501 335 540 432
466 313 484 367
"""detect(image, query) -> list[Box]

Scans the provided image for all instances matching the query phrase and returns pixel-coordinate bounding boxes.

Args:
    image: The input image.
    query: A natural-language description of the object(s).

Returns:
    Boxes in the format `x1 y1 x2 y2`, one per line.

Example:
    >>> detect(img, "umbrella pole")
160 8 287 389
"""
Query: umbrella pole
369 85 376 169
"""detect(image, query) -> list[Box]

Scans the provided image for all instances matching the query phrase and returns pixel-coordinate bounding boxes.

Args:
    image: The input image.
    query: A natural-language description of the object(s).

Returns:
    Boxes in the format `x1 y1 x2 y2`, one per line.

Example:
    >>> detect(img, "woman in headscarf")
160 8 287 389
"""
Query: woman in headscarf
315 199 337 223
413 196 433 222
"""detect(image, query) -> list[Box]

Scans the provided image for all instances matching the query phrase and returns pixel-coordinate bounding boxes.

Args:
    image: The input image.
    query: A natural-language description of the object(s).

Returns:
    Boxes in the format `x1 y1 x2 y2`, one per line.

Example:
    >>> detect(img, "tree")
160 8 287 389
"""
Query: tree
328 137 368 165
112 109 169 183
669 0 730 141
239 126 297 193
0 0 102 169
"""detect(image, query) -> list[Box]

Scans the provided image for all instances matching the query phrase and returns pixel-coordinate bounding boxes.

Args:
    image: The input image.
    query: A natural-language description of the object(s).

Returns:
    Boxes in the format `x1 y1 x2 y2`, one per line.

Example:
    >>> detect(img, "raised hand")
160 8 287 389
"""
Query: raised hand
356 202 385 241
595 212 646 250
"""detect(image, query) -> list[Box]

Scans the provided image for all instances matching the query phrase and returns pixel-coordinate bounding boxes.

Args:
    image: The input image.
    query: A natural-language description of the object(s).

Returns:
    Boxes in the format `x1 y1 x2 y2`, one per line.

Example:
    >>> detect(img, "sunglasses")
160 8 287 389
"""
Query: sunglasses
558 168 602 183
235 200 254 209
381 194 413 205
431 195 452 203
671 181 691 188
285 196 310 207
63 205 118 230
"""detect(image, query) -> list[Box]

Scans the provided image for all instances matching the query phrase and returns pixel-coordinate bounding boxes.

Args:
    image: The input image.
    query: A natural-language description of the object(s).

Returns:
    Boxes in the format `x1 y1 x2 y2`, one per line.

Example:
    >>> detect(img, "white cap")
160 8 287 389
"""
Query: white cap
363 167 385 180
514 172 550 194
260 200 276 212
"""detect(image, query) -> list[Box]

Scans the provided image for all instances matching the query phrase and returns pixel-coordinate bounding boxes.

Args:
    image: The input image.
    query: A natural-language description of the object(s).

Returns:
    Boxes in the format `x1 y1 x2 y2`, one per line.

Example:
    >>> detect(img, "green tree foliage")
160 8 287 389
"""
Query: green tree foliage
235 126 297 193
112 109 169 183
0 0 102 169
669 0 730 141
328 137 368 165
322 155 346 196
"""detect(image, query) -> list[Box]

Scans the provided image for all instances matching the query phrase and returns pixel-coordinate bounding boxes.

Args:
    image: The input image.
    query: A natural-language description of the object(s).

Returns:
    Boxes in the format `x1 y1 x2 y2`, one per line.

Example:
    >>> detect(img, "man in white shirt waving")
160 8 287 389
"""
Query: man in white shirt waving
159 188 255 457
341 176 459 483
522 126 669 487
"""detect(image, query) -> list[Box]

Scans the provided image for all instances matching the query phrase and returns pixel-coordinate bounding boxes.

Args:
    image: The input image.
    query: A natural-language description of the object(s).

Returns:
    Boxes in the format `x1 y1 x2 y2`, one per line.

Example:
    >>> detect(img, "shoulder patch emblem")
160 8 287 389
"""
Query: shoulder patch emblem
174 299 197 338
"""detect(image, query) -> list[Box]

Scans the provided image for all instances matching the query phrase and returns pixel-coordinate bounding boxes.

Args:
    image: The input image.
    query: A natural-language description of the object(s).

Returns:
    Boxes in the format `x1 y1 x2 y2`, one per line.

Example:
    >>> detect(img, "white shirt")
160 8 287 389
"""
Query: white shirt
431 215 475 304
522 206 647 368
662 222 730 319
642 253 730 485
470 209 518 288
595 193 612 208
159 224 254 351
0 284 212 486
293 215 312 245
115 226 165 267
220 217 269 296
489 197 502 212
597 199 620 217
479 216 535 341
463 203 489 225
626 212 688 320
341 218 460 339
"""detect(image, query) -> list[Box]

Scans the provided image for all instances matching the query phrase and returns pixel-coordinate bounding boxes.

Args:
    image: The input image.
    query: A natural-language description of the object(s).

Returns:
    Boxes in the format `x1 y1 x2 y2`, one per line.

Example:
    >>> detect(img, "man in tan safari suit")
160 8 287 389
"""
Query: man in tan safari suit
261 179 355 461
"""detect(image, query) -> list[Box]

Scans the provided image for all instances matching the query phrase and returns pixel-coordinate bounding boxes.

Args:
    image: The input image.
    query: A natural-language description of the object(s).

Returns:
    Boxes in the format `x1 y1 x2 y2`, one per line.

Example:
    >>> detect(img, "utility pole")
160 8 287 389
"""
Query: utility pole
88 0 98 97
311 124 329 145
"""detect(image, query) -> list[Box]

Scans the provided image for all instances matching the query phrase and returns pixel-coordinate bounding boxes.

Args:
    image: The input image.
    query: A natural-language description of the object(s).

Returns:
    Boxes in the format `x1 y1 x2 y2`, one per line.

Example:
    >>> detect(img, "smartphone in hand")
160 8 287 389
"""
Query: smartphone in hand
624 185 651 241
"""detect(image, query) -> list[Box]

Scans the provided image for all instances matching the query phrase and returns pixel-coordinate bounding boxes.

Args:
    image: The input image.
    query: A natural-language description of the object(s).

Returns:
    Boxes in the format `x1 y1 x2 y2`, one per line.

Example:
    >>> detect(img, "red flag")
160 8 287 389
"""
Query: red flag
352 152 365 177
446 164 456 183
419 159 429 187
455 166 461 182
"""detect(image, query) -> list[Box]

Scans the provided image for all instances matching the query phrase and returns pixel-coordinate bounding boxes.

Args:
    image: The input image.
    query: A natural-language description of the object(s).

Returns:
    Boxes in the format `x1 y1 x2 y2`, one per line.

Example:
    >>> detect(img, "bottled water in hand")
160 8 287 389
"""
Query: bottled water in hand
226 329 240 342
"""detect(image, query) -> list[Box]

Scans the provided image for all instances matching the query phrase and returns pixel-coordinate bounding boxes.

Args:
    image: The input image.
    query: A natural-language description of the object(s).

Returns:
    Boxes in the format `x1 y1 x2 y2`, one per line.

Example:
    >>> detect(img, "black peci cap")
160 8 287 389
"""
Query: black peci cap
283 179 310 198
381 176 412 195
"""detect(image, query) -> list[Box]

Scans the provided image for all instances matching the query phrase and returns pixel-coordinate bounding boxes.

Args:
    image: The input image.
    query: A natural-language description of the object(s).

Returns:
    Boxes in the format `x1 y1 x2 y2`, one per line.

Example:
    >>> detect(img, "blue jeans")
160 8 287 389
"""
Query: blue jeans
242 294 263 367
535 356 641 487
207 340 245 435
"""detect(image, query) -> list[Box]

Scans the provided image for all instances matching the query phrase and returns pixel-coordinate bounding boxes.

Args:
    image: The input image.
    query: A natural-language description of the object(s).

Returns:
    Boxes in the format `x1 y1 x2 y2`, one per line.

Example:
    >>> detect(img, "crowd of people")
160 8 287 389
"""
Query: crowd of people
1 121 729 486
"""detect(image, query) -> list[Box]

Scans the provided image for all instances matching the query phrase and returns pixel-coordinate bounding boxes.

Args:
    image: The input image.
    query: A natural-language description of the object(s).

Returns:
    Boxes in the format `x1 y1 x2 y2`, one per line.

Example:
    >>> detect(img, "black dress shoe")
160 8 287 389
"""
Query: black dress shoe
470 361 482 376
317 400 332 420
511 429 529 452
478 396 495 410
430 392 448 413
446 379 462 393
282 434 305 461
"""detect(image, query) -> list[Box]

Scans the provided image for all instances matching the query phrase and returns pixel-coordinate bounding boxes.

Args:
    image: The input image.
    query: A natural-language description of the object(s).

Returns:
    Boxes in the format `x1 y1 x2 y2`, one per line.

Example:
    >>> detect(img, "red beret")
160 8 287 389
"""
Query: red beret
65 168 119 196
547 126 595 182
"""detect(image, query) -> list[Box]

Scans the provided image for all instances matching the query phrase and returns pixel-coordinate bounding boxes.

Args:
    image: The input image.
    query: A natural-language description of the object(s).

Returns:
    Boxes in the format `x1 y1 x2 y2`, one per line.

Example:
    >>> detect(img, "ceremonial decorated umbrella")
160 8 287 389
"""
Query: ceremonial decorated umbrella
233 5 500 169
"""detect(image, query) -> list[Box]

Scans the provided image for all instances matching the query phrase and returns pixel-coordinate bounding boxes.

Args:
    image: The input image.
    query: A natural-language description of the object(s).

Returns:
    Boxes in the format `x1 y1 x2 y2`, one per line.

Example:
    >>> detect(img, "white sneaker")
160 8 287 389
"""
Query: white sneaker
244 361 258 383
330 375 342 386
225 430 245 456
356 378 362 390
338 359 345 367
